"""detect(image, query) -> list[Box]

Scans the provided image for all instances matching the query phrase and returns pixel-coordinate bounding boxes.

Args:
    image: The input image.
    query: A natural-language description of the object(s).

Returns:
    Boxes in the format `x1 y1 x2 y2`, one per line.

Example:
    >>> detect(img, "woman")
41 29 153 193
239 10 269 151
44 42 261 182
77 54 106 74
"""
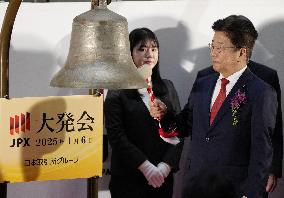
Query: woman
104 27 182 198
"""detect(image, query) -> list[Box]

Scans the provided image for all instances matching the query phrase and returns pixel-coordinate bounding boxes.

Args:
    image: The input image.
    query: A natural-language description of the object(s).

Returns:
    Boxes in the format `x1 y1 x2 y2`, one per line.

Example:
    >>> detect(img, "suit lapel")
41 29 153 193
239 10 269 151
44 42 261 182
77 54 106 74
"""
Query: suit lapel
125 89 151 114
209 68 253 131
200 74 219 129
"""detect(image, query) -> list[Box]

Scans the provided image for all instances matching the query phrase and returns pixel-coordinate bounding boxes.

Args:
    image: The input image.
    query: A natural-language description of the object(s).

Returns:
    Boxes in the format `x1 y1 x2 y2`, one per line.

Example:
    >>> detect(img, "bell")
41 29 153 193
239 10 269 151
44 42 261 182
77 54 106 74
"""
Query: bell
50 0 146 89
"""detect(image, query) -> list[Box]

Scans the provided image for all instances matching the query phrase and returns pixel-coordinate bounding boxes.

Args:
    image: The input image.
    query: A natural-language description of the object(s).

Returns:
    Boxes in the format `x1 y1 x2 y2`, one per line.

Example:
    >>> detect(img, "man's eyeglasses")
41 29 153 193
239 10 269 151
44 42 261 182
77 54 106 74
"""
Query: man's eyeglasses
208 43 236 53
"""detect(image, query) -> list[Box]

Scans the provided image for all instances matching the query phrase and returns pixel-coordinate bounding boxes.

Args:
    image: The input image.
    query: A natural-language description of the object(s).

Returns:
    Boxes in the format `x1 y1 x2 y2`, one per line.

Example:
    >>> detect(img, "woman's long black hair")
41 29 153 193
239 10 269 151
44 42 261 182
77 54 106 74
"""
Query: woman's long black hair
129 27 167 97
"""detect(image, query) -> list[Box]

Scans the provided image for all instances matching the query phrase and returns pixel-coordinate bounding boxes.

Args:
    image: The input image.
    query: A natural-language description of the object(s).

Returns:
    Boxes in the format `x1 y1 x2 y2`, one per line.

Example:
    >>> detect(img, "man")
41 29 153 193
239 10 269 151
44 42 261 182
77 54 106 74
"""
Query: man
197 61 283 196
150 15 278 198
196 16 283 196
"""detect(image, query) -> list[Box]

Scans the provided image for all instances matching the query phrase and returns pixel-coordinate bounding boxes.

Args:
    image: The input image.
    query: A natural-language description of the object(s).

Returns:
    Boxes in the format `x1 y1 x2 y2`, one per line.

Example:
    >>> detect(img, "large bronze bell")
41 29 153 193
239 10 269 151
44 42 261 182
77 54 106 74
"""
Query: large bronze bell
50 0 146 89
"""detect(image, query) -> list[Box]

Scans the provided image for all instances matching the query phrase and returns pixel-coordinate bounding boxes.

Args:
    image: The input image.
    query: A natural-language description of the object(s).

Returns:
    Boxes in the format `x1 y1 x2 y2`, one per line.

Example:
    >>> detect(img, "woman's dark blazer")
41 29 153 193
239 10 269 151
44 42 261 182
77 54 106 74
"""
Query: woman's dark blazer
104 79 183 178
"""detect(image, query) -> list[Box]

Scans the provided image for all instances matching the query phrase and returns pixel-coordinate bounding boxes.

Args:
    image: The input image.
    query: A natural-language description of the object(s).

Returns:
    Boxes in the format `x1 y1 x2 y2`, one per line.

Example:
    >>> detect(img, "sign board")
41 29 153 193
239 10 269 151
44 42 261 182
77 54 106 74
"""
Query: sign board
0 95 103 183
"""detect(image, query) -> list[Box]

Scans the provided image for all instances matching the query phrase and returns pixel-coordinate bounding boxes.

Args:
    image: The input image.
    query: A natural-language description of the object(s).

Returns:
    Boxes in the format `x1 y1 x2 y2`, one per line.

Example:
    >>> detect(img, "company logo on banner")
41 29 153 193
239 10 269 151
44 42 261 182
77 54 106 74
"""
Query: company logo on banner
0 95 103 183
10 112 31 135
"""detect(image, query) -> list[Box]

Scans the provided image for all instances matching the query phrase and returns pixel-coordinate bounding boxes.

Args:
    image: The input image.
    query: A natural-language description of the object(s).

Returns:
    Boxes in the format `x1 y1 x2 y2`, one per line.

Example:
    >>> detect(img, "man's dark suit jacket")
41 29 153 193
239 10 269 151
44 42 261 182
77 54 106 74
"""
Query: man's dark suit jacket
196 60 283 178
173 68 278 198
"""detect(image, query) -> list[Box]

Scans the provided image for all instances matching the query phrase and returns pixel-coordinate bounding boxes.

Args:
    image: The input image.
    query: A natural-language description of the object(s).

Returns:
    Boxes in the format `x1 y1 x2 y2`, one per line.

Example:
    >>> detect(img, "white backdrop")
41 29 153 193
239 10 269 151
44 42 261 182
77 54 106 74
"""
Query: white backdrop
0 1 284 198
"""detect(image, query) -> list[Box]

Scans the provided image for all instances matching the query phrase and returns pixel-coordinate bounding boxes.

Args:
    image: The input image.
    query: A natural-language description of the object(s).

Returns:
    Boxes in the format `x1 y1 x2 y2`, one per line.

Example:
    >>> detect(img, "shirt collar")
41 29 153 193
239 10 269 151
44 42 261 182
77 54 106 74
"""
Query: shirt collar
219 65 247 84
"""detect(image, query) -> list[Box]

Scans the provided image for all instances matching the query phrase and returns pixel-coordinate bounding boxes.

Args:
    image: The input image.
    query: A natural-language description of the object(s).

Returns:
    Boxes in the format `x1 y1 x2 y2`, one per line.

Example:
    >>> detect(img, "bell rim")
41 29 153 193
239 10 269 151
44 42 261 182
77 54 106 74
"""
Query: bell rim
50 61 147 89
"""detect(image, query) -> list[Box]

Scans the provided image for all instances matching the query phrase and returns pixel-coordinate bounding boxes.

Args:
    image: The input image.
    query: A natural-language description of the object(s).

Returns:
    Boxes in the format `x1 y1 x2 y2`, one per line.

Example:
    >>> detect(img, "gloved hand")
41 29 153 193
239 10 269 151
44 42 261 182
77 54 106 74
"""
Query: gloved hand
157 162 171 178
138 160 164 188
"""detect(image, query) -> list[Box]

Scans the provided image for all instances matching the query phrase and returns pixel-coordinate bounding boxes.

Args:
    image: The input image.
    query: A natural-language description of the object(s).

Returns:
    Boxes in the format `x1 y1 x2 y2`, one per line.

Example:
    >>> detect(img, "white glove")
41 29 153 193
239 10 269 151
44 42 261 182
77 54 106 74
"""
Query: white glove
160 136 180 145
138 160 164 188
157 162 171 178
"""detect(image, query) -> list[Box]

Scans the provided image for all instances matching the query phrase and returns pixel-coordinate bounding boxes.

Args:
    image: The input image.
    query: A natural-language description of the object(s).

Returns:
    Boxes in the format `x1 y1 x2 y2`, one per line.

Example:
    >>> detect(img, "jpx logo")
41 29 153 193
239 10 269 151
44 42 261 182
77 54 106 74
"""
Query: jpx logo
9 112 31 147
10 112 31 135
